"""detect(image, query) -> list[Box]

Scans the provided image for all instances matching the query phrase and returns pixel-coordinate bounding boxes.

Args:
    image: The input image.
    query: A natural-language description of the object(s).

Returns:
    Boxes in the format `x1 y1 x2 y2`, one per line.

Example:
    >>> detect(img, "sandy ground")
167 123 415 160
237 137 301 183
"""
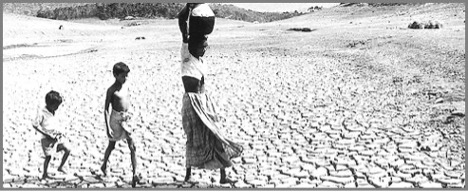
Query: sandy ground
2 3 465 188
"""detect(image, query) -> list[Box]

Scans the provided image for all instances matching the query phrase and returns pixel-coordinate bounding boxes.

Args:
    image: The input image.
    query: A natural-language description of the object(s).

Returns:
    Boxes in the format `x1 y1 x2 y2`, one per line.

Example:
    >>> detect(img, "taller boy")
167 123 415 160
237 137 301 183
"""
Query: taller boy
101 62 139 187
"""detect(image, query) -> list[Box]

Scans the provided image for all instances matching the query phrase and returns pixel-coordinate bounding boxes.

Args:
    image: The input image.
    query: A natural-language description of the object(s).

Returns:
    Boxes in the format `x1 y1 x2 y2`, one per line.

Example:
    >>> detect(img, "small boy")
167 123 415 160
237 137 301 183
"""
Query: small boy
32 90 71 180
100 62 139 187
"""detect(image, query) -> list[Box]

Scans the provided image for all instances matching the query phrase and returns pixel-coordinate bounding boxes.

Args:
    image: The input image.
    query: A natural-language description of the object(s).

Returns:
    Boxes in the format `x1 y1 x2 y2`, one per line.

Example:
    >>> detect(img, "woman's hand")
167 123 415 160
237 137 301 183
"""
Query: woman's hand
106 126 113 139
182 34 189 43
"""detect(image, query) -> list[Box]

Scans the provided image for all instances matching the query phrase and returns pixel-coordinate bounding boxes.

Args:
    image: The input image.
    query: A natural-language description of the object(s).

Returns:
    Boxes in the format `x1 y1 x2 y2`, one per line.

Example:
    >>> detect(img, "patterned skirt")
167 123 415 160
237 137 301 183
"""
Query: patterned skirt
182 92 243 170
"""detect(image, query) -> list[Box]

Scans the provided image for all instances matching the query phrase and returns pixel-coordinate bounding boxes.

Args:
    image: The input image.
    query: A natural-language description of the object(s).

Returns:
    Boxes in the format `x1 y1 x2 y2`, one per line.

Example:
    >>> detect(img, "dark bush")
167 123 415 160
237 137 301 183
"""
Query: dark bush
425 21 443 29
408 21 425 29
408 21 443 29
288 28 314 32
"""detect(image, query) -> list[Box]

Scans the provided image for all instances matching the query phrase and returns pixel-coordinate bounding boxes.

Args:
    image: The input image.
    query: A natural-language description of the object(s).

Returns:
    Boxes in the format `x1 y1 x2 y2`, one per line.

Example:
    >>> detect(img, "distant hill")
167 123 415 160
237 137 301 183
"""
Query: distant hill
209 3 304 23
3 3 89 16
3 3 306 23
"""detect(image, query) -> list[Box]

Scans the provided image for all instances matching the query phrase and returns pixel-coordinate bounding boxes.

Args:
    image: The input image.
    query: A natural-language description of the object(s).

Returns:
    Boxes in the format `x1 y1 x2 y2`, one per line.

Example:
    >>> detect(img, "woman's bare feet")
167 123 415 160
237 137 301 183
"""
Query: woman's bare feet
132 174 141 188
41 174 52 180
220 177 237 184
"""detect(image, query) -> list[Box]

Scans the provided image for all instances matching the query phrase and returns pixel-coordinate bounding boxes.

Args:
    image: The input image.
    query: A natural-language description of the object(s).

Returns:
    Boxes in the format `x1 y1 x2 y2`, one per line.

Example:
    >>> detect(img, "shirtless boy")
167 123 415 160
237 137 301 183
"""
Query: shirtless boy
100 62 139 187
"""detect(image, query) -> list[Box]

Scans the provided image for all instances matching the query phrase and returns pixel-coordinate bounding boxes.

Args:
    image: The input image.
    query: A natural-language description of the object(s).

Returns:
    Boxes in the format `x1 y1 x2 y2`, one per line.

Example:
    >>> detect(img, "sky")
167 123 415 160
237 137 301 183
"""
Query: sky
227 3 340 13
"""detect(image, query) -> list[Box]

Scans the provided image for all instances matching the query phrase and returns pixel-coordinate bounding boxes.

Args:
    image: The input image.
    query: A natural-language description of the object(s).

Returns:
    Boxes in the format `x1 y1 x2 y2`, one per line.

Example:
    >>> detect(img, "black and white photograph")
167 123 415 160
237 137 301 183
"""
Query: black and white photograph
2 2 465 189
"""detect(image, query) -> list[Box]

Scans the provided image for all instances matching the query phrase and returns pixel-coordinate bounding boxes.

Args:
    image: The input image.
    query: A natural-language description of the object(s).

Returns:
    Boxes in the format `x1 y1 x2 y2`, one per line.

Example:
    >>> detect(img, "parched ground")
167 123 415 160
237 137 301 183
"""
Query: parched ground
2 3 465 188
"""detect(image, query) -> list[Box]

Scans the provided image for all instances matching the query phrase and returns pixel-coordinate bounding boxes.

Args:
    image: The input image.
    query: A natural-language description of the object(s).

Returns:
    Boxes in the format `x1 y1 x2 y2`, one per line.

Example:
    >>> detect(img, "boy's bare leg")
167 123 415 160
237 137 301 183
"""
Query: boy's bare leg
42 156 52 180
56 144 70 173
127 137 139 187
126 138 137 176
101 141 116 176
184 167 191 182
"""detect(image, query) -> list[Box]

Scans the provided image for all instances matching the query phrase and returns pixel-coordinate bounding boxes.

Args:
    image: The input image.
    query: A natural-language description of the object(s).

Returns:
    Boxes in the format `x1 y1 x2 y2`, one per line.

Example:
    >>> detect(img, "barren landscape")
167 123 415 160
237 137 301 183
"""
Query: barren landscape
3 3 465 188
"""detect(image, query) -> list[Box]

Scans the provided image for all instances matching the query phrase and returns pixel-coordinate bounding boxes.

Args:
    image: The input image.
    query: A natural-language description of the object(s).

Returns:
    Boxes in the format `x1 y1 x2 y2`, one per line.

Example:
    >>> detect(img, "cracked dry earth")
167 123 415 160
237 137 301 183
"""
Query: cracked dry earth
3 4 465 189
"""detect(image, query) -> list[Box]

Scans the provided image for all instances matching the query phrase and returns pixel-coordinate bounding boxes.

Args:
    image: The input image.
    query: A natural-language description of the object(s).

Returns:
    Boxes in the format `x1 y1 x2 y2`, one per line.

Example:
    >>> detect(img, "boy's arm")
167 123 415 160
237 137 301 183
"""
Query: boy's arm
32 125 54 139
104 88 113 138
32 111 54 139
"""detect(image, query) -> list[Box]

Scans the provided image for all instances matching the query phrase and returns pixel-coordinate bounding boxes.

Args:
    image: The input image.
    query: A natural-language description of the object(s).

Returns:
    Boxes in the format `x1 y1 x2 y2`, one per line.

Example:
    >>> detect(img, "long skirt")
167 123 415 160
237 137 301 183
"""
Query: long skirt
182 92 243 169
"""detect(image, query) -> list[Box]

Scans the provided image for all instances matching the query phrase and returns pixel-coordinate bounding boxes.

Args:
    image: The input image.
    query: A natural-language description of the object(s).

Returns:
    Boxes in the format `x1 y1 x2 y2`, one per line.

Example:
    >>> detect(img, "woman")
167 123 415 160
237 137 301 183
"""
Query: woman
178 3 243 184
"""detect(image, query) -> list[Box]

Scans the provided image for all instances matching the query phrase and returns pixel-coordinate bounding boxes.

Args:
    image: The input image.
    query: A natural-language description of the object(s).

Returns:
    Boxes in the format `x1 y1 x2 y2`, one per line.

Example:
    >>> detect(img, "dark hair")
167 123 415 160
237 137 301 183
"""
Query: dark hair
45 90 62 106
113 62 130 75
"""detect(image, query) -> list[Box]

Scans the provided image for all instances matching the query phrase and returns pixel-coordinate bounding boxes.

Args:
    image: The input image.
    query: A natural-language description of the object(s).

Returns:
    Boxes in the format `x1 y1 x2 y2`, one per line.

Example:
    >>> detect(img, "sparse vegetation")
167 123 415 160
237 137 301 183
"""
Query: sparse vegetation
408 21 425 29
5 3 307 23
34 3 184 20
209 3 305 23
3 3 90 16
339 3 421 7
308 6 323 12
408 21 443 29
287 28 314 32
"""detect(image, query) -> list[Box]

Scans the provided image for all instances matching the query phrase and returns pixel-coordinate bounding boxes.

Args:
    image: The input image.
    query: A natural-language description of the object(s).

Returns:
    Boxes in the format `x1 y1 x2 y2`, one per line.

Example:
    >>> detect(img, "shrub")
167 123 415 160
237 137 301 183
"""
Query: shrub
425 20 443 29
288 27 313 32
408 21 425 29
408 21 443 29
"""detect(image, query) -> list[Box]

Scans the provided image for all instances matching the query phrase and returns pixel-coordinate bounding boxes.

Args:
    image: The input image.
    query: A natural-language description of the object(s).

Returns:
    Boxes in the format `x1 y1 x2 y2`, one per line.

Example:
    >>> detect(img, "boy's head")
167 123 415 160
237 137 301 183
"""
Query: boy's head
45 90 62 112
113 62 130 84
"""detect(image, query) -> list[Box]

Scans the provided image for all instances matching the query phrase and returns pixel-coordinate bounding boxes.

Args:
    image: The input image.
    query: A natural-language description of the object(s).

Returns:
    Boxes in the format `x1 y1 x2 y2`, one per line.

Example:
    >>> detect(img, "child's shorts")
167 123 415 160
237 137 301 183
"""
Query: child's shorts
41 137 67 156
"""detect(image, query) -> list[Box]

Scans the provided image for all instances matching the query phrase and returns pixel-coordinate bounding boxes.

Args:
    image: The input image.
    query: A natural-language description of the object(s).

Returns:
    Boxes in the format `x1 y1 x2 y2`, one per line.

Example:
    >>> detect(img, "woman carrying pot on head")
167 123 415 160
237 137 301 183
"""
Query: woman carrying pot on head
177 3 243 184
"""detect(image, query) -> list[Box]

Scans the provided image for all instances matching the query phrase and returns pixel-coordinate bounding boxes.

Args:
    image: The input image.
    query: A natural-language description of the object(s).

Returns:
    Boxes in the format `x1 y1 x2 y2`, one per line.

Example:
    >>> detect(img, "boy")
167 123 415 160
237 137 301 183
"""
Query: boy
100 62 139 187
32 90 71 180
